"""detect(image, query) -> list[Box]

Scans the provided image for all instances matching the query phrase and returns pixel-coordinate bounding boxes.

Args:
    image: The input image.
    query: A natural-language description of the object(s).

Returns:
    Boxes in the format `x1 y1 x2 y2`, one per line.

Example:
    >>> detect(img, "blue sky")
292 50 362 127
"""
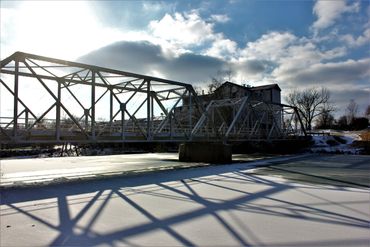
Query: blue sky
1 0 369 117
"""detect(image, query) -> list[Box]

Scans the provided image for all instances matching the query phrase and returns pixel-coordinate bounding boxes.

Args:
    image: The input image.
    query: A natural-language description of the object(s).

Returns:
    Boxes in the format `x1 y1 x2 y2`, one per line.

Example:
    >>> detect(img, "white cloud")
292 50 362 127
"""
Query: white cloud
273 44 347 79
226 29 368 115
79 41 227 83
209 14 230 23
149 11 215 47
240 32 297 62
312 0 360 32
204 36 238 59
234 31 348 81
148 11 240 60
232 60 270 81
341 28 370 48
277 58 370 87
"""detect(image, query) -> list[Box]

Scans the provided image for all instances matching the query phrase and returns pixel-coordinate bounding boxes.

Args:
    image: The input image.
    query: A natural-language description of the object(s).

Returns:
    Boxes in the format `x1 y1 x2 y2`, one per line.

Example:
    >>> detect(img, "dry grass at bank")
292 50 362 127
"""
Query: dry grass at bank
359 130 370 141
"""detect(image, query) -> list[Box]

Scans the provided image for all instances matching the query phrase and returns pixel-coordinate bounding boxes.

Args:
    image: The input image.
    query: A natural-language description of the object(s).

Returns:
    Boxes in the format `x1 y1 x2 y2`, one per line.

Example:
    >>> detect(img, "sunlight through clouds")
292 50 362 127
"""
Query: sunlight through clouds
149 11 215 47
1 0 369 115
1 1 124 60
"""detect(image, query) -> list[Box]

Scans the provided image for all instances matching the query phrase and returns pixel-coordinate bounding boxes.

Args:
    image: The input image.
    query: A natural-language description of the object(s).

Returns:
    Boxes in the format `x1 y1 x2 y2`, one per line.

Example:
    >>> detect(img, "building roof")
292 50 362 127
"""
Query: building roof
250 84 281 91
213 81 248 94
215 81 281 92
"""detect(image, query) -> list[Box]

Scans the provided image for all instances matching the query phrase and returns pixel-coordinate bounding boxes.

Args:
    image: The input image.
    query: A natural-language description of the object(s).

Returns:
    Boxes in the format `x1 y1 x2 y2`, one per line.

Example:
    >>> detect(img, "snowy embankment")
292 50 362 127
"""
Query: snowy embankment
310 130 362 154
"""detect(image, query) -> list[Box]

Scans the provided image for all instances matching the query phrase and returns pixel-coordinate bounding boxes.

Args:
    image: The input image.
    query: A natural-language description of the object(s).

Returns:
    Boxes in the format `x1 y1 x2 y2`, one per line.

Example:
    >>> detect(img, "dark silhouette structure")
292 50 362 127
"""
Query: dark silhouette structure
0 52 305 145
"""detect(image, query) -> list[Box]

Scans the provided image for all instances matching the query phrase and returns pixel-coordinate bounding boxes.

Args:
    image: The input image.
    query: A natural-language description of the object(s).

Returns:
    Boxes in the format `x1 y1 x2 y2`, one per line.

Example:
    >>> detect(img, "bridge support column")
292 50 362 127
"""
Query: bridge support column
179 142 232 163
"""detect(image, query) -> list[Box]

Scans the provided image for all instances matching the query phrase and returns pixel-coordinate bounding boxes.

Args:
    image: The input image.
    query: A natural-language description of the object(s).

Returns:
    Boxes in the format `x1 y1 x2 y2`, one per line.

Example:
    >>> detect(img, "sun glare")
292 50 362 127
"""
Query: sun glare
3 1 122 60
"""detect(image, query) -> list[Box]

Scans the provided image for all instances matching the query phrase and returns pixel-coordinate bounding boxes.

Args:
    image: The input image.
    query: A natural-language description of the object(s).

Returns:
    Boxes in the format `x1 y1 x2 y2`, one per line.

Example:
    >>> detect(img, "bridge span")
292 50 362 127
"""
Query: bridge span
0 52 305 145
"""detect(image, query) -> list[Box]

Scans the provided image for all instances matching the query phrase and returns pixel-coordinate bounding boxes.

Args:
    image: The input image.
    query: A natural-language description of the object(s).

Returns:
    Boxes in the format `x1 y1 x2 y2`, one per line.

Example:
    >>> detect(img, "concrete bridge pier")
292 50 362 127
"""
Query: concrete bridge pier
179 142 232 163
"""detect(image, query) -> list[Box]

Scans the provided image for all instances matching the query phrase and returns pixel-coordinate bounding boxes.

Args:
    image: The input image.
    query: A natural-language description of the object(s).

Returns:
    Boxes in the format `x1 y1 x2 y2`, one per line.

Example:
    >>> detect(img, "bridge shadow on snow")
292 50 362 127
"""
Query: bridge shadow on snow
1 161 369 246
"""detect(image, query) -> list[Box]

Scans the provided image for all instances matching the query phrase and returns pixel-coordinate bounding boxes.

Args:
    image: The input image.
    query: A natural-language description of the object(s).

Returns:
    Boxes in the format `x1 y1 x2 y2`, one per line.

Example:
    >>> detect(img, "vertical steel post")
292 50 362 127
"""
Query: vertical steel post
151 93 154 121
211 107 214 134
25 110 29 129
246 109 249 132
170 112 173 139
91 71 96 140
109 88 113 133
233 106 236 135
84 109 89 130
110 89 113 122
121 103 125 140
13 60 19 139
56 80 61 141
151 92 154 138
189 90 192 137
281 107 284 132
147 80 151 140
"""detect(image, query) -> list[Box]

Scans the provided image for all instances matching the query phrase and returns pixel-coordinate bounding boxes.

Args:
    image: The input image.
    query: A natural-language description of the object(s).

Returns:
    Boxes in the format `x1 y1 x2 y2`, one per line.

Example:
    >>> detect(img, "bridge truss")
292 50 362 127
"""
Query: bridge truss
0 52 305 145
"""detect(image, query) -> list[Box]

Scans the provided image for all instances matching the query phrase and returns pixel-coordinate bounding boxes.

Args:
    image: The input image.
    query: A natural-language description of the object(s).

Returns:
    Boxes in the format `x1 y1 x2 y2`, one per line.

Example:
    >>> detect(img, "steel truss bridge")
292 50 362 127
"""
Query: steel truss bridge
0 52 306 145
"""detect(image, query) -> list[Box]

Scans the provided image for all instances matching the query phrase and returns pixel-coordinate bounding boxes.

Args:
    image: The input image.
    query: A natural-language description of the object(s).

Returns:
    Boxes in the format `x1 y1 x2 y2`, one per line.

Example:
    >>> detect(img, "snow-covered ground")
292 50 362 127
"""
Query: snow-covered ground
310 130 362 154
0 153 299 188
1 154 369 246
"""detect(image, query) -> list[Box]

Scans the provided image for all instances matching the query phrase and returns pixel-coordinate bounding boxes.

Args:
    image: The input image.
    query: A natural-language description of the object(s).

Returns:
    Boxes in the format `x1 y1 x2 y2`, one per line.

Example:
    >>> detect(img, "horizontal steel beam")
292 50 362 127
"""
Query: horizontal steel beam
1 52 192 88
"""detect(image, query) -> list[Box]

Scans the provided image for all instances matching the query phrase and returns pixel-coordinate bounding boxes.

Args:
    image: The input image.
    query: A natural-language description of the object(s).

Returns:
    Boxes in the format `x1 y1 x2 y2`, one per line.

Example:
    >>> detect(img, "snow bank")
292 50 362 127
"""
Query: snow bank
310 132 362 154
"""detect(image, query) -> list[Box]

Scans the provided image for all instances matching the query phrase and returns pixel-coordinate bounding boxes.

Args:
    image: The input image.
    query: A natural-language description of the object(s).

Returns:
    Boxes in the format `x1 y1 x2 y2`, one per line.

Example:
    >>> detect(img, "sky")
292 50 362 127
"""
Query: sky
1 0 369 117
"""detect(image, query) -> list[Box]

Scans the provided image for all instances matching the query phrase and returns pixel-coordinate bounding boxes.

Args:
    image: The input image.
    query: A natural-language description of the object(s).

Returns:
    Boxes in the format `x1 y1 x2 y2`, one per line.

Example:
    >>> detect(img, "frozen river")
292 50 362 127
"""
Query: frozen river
0 153 273 187
1 153 369 246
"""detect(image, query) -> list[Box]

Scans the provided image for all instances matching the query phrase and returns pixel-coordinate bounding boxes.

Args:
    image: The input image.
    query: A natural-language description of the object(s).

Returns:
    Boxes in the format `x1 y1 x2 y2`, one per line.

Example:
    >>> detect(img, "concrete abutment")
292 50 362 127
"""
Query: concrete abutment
179 142 232 163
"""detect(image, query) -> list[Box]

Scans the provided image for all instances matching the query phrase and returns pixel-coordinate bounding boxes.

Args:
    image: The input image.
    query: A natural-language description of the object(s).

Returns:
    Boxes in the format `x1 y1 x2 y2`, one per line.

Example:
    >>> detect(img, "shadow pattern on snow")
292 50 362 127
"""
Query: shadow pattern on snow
1 159 369 246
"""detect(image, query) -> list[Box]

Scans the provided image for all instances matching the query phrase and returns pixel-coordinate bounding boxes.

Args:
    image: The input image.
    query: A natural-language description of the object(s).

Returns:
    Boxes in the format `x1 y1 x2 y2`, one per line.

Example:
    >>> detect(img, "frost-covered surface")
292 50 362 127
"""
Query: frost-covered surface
0 153 289 188
0 146 115 160
1 154 369 247
310 131 362 154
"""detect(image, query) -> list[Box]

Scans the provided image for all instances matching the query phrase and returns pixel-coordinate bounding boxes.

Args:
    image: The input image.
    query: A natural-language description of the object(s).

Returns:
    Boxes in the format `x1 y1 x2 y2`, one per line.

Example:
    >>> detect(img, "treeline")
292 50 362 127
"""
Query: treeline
316 100 369 130
316 116 369 130
285 88 369 131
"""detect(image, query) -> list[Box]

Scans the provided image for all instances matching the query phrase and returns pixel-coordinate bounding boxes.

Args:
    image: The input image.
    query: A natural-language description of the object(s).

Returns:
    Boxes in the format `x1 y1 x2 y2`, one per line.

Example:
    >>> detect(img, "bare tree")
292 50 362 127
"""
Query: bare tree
346 99 358 124
192 85 203 95
213 68 234 82
207 80 223 94
207 69 235 93
337 115 348 128
316 109 335 129
366 105 370 118
286 87 334 131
